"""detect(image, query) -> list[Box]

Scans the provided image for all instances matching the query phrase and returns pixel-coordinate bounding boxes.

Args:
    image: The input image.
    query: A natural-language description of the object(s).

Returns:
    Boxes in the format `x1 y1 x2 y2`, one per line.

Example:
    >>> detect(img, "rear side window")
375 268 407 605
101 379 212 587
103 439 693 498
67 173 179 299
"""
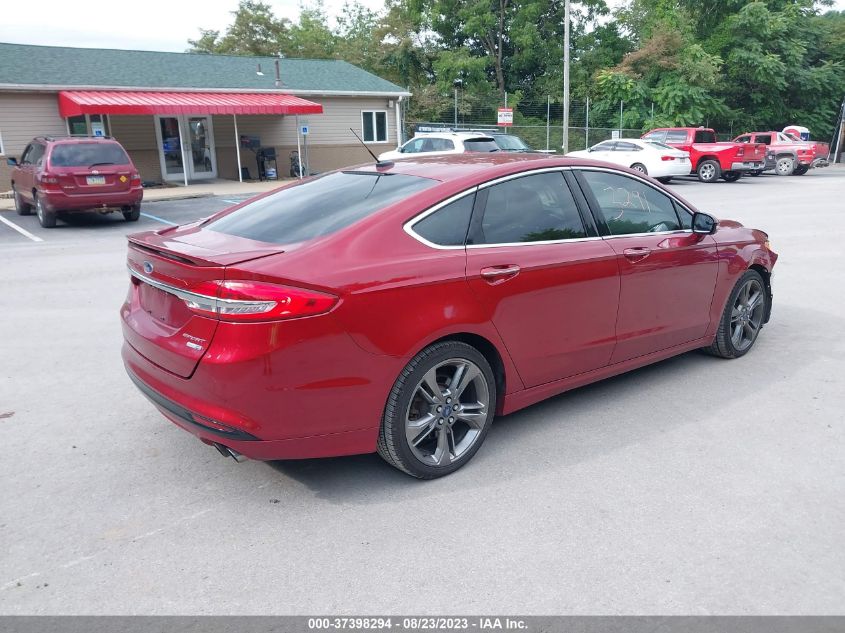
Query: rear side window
476 172 587 244
207 171 435 245
50 143 130 167
756 134 772 145
412 193 475 246
579 170 681 235
430 138 455 151
665 130 689 144
614 142 642 151
463 139 499 153
693 130 716 143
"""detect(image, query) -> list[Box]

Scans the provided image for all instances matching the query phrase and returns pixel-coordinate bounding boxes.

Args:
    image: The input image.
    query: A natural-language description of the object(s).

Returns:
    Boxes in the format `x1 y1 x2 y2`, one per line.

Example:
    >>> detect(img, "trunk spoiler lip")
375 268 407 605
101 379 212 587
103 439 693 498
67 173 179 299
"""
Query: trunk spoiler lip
127 233 285 267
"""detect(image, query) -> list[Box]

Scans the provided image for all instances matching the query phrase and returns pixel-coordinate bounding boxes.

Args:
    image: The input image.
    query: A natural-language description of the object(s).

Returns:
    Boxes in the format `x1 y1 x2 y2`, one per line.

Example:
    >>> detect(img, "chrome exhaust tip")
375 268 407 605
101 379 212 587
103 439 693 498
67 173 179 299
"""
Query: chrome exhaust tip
212 442 248 463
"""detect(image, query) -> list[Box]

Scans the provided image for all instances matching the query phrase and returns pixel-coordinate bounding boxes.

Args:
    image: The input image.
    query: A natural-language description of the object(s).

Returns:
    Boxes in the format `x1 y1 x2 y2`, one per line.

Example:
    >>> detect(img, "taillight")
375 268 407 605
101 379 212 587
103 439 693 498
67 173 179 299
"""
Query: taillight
130 172 141 187
661 155 676 161
182 280 337 322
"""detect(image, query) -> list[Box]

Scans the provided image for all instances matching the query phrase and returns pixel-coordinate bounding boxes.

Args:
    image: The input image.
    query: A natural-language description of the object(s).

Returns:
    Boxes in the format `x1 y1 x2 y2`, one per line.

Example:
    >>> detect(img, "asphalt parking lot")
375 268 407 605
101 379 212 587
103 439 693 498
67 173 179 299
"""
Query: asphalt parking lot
1 168 843 614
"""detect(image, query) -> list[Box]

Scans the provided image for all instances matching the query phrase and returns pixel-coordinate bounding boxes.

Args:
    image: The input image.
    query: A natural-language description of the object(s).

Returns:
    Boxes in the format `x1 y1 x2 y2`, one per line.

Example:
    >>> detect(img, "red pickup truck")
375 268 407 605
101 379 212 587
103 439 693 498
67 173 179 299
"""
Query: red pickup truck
733 131 830 176
642 127 766 183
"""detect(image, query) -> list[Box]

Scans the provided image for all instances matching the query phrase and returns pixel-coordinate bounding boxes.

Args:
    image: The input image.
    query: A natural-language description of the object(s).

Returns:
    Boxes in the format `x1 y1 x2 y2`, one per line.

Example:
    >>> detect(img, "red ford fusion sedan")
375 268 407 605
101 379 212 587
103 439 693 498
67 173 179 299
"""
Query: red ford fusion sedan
121 154 777 478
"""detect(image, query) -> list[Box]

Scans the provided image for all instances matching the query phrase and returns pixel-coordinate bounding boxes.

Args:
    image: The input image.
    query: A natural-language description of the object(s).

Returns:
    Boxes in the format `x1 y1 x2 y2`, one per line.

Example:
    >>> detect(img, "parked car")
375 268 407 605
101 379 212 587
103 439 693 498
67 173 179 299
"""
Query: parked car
733 131 829 176
378 131 499 161
466 130 534 152
566 138 691 182
642 127 766 183
8 136 143 228
122 154 777 479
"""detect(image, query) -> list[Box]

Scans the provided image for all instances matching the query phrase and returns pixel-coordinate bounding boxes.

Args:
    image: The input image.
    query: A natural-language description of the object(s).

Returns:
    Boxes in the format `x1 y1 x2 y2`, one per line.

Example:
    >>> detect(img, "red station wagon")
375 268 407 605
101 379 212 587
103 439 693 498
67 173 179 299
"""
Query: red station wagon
8 136 143 228
121 154 777 478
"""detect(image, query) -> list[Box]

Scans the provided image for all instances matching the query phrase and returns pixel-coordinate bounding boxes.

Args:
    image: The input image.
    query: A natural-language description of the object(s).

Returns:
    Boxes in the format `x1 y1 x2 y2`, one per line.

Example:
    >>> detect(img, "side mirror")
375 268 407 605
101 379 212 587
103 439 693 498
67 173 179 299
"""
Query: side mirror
692 212 717 235
6 157 18 166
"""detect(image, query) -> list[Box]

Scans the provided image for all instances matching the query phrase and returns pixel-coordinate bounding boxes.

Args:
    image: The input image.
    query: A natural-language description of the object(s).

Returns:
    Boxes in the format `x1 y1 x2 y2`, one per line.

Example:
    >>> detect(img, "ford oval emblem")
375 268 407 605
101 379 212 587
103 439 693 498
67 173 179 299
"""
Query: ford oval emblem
143 261 154 274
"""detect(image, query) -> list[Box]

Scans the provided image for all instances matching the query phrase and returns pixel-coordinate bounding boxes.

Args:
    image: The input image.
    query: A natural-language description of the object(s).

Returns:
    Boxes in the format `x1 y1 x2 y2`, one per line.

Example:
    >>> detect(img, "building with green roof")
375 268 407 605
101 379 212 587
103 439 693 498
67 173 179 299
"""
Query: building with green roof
0 42 411 188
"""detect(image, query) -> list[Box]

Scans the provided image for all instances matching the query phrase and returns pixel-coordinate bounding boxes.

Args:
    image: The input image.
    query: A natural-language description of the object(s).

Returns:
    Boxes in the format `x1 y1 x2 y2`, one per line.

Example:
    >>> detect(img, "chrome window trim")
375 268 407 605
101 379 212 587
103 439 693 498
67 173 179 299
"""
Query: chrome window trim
466 236 603 249
402 187 480 251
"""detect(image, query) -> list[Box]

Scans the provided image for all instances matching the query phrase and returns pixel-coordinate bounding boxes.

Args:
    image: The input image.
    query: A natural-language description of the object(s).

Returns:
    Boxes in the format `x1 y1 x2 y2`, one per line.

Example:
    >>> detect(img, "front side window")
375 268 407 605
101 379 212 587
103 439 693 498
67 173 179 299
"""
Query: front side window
401 138 424 154
412 192 475 246
27 143 45 165
20 144 34 164
207 171 435 245
579 170 682 235
475 172 587 244
735 135 751 144
592 142 616 151
362 111 388 143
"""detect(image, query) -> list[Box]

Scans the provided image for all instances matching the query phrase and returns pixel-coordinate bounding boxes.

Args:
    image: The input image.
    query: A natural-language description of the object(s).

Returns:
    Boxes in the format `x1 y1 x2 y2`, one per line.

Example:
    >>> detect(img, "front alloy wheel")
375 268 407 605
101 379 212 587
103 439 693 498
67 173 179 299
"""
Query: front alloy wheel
705 270 768 359
378 341 496 478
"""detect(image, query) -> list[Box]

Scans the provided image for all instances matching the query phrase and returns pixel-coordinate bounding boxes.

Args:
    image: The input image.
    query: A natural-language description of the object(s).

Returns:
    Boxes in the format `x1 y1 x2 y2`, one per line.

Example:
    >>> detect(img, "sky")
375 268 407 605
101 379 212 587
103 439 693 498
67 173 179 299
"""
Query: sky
1 0 843 52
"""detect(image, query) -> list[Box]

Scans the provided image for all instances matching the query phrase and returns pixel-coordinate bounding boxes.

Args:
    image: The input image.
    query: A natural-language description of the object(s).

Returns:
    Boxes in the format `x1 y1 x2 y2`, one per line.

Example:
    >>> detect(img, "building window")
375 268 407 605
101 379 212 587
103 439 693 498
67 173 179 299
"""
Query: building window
362 111 388 143
67 114 110 137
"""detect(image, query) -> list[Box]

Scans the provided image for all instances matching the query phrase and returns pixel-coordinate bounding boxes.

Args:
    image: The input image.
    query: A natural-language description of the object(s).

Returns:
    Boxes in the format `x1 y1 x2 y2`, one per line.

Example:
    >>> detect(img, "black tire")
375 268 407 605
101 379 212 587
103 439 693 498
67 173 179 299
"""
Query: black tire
793 165 809 176
656 176 672 184
377 341 496 479
721 171 742 182
775 156 794 176
697 159 721 183
704 269 768 359
12 185 33 215
631 163 648 175
123 205 141 222
34 192 57 228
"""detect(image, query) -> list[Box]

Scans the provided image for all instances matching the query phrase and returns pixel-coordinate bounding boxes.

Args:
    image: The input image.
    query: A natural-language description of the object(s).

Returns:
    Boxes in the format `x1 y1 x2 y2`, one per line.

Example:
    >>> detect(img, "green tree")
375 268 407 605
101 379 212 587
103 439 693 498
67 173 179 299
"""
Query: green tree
188 0 289 56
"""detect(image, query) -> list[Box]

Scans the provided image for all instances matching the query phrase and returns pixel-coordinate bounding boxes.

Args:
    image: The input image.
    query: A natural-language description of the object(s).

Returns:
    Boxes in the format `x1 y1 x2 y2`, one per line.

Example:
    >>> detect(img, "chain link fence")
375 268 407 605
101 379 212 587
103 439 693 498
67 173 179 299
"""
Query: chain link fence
405 96 734 152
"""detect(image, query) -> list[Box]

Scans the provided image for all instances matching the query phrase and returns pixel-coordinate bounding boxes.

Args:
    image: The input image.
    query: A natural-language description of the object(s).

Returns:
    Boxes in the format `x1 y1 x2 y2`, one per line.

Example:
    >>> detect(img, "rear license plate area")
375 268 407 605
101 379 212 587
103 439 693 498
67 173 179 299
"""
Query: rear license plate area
86 175 106 185
140 283 173 322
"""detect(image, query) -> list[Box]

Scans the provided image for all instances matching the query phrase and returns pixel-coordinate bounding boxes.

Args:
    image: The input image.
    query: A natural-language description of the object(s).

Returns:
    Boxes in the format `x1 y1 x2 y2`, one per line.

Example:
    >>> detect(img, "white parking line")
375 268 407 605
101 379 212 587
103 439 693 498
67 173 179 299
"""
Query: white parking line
0 214 43 242
140 212 178 225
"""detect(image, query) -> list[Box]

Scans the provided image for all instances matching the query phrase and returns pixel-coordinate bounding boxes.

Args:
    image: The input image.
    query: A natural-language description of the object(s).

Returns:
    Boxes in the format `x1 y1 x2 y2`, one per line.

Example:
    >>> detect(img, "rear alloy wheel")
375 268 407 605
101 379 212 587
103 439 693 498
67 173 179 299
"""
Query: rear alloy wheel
12 185 32 216
631 163 648 175
697 159 721 183
721 171 742 182
377 341 496 479
704 269 768 359
123 205 141 222
775 156 795 176
35 193 57 228
793 165 809 176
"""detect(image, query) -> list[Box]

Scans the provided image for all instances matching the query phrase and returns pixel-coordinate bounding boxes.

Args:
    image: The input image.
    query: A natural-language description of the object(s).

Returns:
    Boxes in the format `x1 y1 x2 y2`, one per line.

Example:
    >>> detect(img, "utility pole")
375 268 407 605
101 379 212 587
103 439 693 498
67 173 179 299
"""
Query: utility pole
562 0 570 153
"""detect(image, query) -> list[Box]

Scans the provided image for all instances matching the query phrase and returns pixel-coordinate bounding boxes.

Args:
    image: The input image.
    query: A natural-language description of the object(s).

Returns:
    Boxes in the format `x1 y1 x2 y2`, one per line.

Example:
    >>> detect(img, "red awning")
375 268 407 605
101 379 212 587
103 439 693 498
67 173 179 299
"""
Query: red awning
58 91 323 117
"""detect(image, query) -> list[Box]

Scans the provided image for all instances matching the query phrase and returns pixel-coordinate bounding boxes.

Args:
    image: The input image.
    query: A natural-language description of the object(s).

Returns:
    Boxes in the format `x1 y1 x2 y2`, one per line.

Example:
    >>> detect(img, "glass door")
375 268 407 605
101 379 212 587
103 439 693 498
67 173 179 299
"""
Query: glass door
187 116 216 179
155 115 217 182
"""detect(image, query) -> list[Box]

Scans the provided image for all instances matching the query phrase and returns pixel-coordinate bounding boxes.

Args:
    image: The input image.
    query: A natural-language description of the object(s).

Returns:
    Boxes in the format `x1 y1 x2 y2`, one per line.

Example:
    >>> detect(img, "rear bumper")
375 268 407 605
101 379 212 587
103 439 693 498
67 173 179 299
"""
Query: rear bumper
121 319 397 460
41 187 143 212
730 160 764 172
812 157 830 168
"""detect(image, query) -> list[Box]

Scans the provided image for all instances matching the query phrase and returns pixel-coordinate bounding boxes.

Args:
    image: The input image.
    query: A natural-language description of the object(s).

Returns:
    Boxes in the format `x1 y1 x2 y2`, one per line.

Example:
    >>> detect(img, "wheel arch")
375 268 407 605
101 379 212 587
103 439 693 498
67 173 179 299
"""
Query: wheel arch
749 263 773 323
696 154 719 169
426 332 509 414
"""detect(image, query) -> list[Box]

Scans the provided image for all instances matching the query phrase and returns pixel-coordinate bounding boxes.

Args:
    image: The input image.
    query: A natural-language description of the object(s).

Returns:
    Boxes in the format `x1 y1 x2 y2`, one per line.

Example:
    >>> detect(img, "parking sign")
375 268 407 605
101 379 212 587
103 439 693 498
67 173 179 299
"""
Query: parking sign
497 108 513 126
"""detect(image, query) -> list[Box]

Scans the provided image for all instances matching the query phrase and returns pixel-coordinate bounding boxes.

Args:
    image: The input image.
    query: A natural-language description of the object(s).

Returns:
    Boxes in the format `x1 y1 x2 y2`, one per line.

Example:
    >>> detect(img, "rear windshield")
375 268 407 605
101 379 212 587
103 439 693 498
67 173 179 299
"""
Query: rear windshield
693 130 717 143
494 135 531 151
463 139 499 153
49 143 131 167
207 171 436 245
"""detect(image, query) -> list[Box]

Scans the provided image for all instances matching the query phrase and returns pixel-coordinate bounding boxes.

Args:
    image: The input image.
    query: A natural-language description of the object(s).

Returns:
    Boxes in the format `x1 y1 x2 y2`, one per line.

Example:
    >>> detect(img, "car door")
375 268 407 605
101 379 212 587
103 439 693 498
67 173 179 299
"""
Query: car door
465 170 620 387
15 143 38 201
588 141 617 163
574 168 719 363
612 141 645 169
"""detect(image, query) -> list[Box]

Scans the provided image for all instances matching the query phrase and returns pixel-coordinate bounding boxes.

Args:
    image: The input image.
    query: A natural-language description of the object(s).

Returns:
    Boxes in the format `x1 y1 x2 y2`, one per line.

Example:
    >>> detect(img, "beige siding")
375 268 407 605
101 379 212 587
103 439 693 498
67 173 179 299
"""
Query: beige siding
304 97 396 147
0 92 66 157
110 115 157 151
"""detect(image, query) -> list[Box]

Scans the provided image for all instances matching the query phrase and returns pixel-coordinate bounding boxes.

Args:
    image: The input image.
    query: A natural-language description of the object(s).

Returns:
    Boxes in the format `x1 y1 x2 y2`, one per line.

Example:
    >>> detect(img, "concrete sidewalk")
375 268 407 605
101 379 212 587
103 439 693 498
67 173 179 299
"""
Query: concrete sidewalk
0 178 291 211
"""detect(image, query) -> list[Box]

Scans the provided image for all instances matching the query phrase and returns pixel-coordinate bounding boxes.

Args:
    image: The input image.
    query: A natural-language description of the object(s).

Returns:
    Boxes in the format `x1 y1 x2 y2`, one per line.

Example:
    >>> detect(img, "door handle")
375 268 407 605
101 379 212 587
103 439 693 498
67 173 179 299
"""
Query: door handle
623 247 651 262
480 265 521 283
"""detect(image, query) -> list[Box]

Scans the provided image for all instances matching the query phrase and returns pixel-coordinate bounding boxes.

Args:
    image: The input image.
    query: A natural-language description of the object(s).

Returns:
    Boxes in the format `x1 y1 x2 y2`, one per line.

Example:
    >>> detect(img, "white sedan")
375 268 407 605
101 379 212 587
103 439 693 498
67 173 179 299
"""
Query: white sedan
566 138 691 181
378 132 499 161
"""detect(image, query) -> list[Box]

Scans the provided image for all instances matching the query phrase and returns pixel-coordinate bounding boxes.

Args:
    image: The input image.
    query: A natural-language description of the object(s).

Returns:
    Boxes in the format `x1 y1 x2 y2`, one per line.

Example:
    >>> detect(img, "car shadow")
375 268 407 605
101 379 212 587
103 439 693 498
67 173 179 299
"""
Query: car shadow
265 301 824 503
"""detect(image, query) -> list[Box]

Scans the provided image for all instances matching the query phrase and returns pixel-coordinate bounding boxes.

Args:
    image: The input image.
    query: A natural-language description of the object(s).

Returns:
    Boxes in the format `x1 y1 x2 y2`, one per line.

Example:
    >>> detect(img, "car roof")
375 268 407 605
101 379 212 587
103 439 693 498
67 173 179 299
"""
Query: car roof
34 135 121 144
349 153 588 183
412 131 495 139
